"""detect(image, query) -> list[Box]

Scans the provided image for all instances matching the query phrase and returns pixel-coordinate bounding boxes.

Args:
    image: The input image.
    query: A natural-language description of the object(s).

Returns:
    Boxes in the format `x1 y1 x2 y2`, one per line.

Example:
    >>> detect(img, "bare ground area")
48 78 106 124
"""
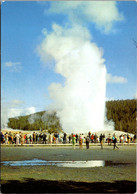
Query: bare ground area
1 145 136 193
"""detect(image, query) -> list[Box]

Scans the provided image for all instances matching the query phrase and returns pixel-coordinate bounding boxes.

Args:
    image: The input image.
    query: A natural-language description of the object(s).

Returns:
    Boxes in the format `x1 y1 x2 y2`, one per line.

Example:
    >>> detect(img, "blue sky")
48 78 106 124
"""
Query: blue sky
1 1 137 124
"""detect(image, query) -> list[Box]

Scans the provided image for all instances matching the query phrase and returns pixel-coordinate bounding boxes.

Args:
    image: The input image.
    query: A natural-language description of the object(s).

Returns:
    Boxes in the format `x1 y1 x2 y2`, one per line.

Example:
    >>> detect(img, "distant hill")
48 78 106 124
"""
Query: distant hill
106 99 136 134
8 99 136 134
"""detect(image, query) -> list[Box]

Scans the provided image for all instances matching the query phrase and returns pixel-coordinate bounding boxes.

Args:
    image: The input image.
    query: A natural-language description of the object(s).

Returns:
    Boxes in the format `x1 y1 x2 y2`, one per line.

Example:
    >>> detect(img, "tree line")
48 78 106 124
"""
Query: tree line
106 99 136 134
8 99 136 134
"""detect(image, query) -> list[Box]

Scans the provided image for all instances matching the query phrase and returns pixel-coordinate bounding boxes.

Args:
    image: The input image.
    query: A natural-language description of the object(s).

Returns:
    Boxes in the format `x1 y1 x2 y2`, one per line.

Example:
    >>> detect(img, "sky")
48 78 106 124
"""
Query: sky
1 1 137 128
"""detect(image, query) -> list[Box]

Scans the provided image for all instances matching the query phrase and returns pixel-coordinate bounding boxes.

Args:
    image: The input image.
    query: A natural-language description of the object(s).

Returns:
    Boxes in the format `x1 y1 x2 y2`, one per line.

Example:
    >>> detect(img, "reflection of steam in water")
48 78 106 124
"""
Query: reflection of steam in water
1 159 105 168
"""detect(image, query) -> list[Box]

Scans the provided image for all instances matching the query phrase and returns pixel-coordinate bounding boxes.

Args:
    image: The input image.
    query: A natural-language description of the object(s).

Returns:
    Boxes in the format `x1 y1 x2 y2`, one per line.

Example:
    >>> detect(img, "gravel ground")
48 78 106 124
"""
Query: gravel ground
1 145 136 193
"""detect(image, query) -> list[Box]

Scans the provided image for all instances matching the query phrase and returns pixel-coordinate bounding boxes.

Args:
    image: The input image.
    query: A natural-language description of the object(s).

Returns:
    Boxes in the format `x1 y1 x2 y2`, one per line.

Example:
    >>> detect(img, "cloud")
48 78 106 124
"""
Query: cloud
5 61 22 72
9 100 25 108
1 99 36 128
105 97 115 101
106 73 128 83
47 1 124 33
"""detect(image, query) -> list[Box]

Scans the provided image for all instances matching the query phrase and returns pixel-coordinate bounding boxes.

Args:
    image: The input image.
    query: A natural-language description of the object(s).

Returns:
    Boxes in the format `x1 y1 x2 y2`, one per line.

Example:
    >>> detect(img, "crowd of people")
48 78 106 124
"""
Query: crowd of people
0 130 136 149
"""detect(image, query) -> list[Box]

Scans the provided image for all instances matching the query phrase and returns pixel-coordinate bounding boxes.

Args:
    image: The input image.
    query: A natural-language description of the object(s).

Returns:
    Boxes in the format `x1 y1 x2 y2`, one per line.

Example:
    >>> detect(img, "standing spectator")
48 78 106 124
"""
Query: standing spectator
21 133 24 145
133 134 136 143
69 135 72 143
0 132 4 144
91 134 94 143
108 133 112 145
94 134 97 143
49 133 52 144
72 134 76 149
79 136 83 149
63 133 67 144
56 133 59 144
75 134 78 143
16 133 20 145
36 133 38 144
112 134 119 149
26 134 30 144
102 134 105 143
13 133 16 144
86 136 90 149
88 131 91 139
5 133 9 144
19 132 22 144
127 134 130 144
33 132 36 144
53 135 56 144
29 134 32 144
43 133 47 144
24 134 26 144
100 134 103 149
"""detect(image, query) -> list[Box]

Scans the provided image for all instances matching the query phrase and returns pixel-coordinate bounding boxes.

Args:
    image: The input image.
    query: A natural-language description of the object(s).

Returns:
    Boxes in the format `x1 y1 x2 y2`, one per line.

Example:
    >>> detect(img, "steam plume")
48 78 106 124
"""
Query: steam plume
37 24 110 133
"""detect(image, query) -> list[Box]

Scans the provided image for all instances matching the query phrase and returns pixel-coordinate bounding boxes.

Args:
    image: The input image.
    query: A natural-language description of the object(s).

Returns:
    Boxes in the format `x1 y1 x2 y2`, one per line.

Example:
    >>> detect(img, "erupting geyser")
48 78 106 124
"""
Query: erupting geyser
37 24 111 134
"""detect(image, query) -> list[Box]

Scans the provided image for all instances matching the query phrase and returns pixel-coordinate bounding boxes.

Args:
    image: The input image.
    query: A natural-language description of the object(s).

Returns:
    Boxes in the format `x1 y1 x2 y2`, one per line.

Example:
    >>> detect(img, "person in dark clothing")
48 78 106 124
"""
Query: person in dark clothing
43 133 47 144
86 136 90 149
88 131 91 139
94 134 97 143
63 133 67 144
75 134 78 143
69 135 72 143
100 134 103 149
0 132 4 144
112 135 119 149
33 132 36 144
36 133 38 144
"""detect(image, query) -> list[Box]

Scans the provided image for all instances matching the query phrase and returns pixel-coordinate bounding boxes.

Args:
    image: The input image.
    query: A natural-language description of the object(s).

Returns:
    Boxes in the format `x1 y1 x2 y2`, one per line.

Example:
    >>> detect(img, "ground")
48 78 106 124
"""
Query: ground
1 144 136 193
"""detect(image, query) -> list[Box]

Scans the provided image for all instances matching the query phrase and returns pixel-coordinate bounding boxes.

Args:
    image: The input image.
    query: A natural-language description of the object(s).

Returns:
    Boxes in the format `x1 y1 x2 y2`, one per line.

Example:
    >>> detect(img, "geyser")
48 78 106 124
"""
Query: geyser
37 24 110 134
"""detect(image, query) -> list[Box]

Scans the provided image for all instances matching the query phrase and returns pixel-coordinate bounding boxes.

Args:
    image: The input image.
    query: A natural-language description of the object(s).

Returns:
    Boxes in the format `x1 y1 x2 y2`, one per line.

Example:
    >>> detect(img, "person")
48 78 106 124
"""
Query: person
88 131 91 139
72 134 76 149
75 134 78 143
63 133 67 144
127 134 130 144
29 134 32 144
53 135 56 144
19 132 22 144
5 132 9 144
91 134 94 143
69 135 71 143
21 133 24 145
33 132 36 144
43 133 47 144
16 133 20 145
94 134 97 143
24 134 26 144
86 136 90 149
79 136 83 149
27 134 30 144
0 132 4 144
100 134 103 149
36 133 39 144
102 134 105 143
49 133 52 144
133 134 136 143
112 134 119 149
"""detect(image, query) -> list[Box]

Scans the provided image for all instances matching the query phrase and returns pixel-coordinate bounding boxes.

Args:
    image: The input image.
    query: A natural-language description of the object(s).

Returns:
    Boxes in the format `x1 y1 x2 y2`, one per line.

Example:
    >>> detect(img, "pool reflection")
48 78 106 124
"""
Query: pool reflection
1 159 105 168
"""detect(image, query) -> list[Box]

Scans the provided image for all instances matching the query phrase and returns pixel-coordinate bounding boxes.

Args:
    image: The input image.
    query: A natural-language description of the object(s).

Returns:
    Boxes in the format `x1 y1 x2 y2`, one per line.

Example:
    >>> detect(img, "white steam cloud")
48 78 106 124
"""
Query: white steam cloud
1 99 36 129
36 2 124 133
37 24 109 133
